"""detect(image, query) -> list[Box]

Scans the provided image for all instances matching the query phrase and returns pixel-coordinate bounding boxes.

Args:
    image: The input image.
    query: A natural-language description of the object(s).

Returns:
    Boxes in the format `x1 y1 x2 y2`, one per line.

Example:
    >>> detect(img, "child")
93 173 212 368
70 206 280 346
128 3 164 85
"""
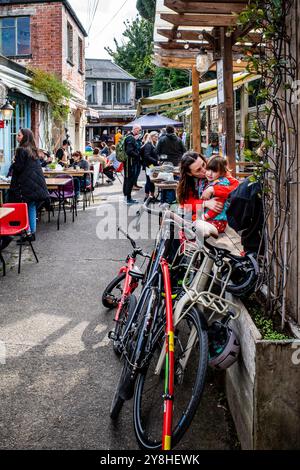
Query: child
200 156 230 233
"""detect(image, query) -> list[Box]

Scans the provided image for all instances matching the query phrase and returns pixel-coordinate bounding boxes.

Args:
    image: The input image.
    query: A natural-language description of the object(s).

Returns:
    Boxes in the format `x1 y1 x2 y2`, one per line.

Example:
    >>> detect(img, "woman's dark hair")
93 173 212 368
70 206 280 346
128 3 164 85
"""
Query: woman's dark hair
93 148 100 155
206 156 227 176
177 151 207 205
19 128 38 160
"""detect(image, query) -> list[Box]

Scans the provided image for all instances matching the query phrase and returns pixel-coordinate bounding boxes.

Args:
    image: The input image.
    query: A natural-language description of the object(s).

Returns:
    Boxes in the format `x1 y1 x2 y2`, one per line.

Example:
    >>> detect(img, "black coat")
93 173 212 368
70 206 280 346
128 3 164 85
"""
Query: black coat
141 142 158 168
124 134 140 163
227 177 264 253
9 147 50 204
156 133 186 166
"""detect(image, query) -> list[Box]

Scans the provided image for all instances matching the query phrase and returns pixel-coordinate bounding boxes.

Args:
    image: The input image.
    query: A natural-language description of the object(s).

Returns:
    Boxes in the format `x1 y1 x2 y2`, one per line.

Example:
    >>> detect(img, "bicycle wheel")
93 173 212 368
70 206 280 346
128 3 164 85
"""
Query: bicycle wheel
133 306 208 450
102 272 126 309
113 294 137 355
110 361 132 420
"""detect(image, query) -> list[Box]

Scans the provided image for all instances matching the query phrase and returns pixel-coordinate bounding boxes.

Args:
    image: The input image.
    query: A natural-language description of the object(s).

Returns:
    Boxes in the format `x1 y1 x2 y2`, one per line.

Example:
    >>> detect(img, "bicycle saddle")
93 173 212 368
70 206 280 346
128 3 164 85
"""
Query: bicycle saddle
193 220 219 240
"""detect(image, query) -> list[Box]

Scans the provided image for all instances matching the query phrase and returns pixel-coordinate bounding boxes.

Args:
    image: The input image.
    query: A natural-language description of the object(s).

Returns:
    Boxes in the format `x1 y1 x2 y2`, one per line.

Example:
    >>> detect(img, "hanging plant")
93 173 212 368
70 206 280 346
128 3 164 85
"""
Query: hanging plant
29 67 71 123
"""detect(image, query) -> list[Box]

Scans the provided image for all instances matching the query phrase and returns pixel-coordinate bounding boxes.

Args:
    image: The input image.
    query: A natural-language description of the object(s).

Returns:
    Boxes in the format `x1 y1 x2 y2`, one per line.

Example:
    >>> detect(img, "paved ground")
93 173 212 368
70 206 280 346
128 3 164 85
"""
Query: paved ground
0 179 239 450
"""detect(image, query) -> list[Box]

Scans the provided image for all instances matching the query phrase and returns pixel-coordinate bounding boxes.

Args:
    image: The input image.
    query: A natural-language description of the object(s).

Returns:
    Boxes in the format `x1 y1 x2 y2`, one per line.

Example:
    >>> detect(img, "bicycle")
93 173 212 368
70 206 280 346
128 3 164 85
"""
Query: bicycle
102 226 149 354
109 201 217 447
133 217 258 450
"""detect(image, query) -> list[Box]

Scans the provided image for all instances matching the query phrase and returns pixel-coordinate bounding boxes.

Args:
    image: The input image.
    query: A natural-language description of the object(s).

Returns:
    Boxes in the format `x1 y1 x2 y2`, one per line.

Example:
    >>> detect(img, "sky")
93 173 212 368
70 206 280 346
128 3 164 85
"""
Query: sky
68 0 139 59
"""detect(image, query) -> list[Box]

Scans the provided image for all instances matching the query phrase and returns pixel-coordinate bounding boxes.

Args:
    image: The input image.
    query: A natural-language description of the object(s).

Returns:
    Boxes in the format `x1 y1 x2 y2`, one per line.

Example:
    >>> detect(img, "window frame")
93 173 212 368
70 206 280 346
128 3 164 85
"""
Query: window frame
0 16 31 57
86 81 97 105
78 36 83 73
103 81 130 105
67 21 74 65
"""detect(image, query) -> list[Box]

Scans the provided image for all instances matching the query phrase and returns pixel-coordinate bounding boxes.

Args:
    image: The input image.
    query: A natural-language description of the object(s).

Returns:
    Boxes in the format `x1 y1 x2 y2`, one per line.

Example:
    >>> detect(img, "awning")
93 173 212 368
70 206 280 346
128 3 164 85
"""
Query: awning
86 108 99 118
140 72 260 110
0 64 48 103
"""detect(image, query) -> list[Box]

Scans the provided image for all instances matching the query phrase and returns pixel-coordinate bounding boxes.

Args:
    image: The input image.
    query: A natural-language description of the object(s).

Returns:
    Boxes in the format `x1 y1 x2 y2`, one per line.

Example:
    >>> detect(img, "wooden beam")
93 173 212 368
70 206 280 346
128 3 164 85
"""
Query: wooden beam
164 0 246 15
160 13 239 27
192 65 201 152
217 27 236 174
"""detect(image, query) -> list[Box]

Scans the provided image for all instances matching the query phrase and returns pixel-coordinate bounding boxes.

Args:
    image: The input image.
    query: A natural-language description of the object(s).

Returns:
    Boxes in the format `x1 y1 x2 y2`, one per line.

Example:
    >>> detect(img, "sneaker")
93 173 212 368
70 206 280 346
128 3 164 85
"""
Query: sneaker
106 179 113 184
133 185 142 190
126 199 139 205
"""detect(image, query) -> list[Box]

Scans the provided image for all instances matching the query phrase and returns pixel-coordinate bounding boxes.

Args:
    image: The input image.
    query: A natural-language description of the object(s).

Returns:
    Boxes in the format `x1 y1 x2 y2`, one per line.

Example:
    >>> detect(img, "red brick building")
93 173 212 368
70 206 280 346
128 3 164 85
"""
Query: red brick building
0 0 87 151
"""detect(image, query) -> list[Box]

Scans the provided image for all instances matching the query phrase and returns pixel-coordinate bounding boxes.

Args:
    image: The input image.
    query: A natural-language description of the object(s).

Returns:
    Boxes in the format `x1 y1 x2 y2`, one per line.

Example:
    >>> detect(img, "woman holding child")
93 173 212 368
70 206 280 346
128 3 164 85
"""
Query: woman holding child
177 152 239 233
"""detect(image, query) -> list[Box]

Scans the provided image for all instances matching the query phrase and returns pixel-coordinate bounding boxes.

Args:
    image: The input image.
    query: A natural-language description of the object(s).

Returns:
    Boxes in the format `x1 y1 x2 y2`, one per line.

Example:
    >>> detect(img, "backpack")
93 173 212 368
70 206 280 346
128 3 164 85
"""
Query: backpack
115 136 128 163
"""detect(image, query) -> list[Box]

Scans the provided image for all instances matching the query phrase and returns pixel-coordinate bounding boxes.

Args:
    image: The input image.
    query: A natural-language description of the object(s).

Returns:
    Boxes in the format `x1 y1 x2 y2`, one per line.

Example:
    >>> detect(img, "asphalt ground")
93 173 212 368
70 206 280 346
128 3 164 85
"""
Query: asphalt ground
0 178 239 450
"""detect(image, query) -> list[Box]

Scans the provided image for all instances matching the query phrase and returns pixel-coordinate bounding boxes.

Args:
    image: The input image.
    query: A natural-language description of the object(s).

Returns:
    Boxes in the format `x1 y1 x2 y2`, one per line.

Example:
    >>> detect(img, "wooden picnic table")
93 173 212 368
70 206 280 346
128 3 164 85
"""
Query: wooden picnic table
43 169 93 178
0 207 15 220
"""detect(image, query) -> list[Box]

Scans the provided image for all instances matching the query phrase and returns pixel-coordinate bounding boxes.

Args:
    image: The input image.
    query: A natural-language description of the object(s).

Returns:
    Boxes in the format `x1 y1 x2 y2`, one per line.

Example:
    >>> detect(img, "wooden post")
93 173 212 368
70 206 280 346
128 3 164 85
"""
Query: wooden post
240 84 249 160
192 65 201 153
217 27 236 174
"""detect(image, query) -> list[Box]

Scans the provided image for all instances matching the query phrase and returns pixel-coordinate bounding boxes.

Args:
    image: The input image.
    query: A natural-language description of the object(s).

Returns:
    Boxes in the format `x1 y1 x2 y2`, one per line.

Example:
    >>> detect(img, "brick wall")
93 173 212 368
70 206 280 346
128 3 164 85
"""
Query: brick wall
0 3 63 77
0 2 85 97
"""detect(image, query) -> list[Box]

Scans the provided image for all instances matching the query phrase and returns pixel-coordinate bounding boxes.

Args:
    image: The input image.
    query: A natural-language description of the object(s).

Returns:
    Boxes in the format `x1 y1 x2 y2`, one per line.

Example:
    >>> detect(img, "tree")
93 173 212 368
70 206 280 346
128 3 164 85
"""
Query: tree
105 17 155 79
106 8 190 94
152 68 190 95
136 0 156 20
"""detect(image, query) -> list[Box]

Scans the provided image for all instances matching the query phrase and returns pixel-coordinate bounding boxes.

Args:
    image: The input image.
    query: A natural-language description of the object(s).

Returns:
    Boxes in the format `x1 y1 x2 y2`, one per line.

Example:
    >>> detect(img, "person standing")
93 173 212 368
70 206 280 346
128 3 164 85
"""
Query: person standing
142 131 158 201
123 124 142 205
156 125 186 166
156 125 186 204
55 139 69 166
115 128 123 145
9 128 50 241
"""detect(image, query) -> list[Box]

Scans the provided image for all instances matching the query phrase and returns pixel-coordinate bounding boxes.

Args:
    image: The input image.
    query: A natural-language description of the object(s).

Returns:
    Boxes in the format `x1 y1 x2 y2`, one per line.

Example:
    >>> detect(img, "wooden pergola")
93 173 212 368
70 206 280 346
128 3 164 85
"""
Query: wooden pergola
154 0 260 173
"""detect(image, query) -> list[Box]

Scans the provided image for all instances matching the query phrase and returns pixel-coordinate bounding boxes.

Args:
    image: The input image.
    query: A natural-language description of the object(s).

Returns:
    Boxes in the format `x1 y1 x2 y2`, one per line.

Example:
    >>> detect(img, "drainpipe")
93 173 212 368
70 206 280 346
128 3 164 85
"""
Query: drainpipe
281 108 290 329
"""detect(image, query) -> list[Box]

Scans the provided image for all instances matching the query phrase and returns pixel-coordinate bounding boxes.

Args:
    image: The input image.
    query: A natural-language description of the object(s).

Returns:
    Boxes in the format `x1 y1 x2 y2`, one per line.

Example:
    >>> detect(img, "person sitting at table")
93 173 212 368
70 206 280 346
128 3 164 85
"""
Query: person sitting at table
103 145 118 184
38 149 52 168
71 151 90 200
8 128 50 242
100 141 109 157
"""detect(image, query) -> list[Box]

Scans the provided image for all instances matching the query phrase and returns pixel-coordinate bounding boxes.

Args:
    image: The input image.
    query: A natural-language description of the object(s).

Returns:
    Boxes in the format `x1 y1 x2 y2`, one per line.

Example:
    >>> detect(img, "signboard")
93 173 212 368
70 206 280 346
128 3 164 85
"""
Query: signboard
217 60 225 104
0 120 4 129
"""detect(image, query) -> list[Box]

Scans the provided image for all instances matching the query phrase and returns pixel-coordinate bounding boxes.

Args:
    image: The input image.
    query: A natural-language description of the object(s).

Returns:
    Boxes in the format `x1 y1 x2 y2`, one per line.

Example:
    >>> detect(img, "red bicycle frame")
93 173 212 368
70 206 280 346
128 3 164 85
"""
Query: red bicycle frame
114 257 138 324
161 258 175 451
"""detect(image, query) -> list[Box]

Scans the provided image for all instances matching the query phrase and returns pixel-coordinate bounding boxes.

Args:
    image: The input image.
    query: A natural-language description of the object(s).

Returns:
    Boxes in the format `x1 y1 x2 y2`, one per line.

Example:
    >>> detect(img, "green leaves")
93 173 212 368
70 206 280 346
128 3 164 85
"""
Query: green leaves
105 17 155 80
29 67 70 123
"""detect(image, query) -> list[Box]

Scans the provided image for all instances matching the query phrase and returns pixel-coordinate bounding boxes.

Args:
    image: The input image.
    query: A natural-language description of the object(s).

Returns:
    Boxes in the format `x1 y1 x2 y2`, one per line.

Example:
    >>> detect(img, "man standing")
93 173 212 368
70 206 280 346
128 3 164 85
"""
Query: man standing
123 124 141 205
156 125 186 204
156 125 186 166
55 139 69 165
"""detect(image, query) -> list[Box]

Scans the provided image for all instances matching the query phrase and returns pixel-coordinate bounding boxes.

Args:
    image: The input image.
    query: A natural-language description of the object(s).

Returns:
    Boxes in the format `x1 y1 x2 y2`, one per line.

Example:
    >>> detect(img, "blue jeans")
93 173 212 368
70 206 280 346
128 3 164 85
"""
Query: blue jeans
27 201 37 234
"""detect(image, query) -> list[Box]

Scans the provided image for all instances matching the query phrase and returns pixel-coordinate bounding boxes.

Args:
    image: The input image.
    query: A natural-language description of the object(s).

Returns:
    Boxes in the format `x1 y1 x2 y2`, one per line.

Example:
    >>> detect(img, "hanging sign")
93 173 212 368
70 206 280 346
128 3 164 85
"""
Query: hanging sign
0 120 4 128
217 60 225 105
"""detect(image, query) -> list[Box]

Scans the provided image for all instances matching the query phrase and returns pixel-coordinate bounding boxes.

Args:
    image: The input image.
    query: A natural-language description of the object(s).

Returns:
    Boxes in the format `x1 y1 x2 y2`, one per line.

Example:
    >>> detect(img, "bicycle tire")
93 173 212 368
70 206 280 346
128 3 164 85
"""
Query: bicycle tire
110 288 159 420
113 294 137 355
133 306 208 450
102 272 126 309
110 361 132 420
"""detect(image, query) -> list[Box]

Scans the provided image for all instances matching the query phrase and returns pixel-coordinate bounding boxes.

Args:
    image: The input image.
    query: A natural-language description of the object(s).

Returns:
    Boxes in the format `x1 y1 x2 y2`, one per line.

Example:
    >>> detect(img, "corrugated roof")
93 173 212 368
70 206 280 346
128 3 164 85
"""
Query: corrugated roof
85 59 137 81
0 1 87 37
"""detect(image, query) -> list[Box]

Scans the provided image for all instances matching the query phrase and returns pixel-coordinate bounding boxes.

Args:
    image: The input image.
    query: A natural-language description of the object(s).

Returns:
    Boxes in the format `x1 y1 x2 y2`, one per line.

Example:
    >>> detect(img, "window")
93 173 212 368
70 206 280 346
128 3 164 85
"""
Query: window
86 82 97 104
103 81 130 105
0 17 30 56
67 22 73 63
78 37 83 72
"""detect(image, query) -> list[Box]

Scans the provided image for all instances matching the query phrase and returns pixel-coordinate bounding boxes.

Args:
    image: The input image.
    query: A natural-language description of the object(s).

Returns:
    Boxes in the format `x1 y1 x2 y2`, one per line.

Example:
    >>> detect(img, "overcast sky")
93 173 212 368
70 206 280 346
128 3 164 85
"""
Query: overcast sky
68 0 139 59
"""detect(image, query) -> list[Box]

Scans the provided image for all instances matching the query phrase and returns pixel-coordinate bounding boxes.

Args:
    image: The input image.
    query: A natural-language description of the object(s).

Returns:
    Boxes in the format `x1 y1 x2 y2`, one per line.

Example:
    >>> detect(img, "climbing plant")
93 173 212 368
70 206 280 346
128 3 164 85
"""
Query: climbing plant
29 67 71 123
235 0 297 325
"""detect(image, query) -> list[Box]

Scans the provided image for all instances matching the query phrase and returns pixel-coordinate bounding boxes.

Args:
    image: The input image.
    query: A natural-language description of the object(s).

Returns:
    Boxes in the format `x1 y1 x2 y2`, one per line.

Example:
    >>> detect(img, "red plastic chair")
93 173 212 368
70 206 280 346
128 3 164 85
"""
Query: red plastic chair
0 203 38 276
113 162 124 183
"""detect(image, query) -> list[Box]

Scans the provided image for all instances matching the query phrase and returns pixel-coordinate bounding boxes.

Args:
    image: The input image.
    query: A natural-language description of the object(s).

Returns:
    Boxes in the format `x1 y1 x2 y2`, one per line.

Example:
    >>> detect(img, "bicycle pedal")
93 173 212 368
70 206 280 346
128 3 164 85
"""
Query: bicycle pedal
108 330 117 341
